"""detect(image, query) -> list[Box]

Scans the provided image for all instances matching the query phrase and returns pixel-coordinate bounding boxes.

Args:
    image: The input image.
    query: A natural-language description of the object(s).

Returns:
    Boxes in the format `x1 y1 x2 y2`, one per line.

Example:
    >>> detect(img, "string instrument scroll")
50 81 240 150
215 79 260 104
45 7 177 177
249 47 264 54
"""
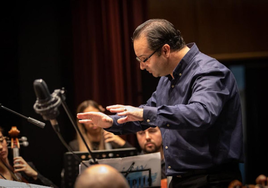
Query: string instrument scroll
8 126 28 183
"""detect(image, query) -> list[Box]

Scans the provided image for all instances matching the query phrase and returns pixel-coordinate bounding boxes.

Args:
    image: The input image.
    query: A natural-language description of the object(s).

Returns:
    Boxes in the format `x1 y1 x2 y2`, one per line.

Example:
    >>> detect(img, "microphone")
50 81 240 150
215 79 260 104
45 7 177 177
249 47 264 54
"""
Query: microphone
33 79 61 129
33 79 97 164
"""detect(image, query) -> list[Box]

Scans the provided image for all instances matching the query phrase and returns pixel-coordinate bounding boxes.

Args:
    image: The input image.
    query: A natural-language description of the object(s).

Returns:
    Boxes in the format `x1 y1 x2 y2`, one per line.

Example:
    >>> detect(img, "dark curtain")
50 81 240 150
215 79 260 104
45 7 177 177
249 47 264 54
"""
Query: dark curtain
244 59 268 184
71 0 147 145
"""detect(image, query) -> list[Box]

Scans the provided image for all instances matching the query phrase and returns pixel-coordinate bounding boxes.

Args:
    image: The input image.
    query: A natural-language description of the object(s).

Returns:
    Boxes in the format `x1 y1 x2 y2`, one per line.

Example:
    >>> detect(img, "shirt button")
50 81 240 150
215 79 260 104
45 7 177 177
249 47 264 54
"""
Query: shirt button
167 124 170 127
165 146 168 149
171 85 174 88
168 166 171 169
147 119 150 123
179 73 182 76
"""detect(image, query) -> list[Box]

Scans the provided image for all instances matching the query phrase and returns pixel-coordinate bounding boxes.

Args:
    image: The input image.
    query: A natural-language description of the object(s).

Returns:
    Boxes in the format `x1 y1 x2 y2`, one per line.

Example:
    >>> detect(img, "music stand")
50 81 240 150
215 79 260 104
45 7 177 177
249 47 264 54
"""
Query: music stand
79 152 162 188
63 147 138 188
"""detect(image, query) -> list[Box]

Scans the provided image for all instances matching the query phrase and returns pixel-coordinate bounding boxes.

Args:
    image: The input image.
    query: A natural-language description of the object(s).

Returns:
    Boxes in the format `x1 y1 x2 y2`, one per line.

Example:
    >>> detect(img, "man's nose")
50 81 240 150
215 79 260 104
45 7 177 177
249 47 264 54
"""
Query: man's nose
145 131 151 139
140 62 146 70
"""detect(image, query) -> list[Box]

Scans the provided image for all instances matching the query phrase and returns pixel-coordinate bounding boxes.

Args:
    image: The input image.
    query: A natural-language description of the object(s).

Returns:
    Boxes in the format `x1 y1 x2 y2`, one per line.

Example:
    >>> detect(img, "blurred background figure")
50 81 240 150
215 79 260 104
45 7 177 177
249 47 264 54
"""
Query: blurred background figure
74 164 130 188
69 100 132 151
136 126 165 179
0 126 58 187
228 174 268 188
136 126 167 187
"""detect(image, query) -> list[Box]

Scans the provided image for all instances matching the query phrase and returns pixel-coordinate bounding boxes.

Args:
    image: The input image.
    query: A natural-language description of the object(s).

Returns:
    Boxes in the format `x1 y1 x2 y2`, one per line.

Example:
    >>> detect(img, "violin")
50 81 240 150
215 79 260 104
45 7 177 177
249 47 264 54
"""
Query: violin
8 126 28 183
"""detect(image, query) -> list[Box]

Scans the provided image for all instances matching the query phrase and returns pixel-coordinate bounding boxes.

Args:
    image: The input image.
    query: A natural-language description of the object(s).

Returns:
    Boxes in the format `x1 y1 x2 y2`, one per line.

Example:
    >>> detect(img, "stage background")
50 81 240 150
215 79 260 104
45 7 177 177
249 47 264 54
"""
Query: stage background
1 0 267 186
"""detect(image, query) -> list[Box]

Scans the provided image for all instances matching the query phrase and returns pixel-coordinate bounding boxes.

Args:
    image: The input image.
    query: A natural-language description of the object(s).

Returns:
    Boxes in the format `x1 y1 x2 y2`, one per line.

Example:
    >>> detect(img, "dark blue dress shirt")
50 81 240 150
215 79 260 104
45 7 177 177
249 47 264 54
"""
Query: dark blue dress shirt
107 43 244 176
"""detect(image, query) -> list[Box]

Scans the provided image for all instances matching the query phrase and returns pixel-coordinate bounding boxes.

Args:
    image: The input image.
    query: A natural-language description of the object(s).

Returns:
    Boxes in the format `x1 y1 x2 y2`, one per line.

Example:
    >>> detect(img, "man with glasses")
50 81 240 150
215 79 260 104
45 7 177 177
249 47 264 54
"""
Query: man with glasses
77 19 244 187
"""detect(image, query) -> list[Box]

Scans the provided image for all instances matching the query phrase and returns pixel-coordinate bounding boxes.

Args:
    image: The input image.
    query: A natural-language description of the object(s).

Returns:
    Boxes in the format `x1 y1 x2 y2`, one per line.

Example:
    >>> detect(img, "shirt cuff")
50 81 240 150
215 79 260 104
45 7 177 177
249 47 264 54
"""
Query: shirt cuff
104 115 123 134
142 106 157 125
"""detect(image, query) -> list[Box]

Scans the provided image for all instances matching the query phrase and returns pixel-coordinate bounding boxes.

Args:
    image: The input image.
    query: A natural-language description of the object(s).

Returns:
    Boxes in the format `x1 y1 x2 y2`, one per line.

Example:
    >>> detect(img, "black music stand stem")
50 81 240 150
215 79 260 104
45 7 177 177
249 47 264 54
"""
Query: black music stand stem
52 89 97 164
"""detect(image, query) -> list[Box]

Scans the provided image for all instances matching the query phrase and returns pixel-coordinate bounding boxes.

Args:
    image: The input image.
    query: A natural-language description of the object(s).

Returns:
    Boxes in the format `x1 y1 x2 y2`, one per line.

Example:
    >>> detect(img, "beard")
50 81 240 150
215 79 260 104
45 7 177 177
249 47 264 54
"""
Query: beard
143 142 161 153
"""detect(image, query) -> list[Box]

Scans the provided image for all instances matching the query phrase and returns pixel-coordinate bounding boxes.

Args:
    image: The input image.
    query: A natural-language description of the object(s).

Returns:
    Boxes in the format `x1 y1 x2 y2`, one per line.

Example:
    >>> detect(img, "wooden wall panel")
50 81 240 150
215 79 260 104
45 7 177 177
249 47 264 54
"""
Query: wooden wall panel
147 0 268 60
147 0 197 46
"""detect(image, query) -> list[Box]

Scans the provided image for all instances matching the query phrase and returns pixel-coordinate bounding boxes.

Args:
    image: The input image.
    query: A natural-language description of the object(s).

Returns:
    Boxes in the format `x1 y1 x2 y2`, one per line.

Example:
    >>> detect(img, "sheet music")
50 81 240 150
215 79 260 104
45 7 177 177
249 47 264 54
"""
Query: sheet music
80 152 161 188
0 179 51 188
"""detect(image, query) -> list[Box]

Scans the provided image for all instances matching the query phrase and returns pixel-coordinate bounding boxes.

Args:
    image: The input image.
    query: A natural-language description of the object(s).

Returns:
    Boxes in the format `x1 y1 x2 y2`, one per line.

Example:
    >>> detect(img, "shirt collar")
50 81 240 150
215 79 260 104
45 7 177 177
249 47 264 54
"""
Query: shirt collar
168 42 199 80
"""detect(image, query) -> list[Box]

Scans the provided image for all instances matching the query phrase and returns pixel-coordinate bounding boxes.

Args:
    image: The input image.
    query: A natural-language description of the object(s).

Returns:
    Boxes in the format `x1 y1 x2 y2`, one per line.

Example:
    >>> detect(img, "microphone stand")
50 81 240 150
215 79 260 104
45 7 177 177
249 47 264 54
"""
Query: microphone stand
52 89 98 165
0 103 45 128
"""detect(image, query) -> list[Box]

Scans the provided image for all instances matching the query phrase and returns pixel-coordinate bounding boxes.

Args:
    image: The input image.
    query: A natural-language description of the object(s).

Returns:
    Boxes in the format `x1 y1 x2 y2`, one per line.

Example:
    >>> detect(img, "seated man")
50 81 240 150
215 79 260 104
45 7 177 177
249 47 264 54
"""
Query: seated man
74 164 129 188
136 126 166 179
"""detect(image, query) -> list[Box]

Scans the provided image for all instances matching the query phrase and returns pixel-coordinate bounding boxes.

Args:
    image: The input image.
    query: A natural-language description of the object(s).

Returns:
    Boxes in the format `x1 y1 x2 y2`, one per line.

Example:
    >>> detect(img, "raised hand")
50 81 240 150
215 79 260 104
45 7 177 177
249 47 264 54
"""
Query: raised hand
77 111 113 129
106 105 144 124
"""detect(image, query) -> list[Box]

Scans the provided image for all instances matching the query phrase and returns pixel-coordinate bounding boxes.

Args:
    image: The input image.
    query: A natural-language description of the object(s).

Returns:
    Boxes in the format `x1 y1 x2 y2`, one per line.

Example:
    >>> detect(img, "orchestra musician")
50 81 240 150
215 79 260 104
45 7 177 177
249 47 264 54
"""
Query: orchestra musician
69 100 132 151
136 126 167 187
0 126 58 187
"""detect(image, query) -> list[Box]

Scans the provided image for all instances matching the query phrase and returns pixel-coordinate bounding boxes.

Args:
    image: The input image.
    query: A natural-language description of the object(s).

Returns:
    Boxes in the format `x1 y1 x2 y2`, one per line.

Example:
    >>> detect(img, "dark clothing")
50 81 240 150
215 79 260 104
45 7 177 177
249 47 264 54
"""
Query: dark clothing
23 162 58 188
106 43 243 181
169 162 242 188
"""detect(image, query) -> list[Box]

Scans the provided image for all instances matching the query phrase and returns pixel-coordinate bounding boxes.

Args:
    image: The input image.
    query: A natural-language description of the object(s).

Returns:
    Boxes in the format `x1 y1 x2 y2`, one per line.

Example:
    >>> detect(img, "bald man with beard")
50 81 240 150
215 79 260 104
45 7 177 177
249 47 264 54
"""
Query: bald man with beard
74 164 129 188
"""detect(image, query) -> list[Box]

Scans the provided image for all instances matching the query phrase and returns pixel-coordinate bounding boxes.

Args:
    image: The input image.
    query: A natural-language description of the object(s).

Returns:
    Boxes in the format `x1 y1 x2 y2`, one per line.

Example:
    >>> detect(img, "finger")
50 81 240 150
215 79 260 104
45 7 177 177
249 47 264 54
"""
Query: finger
117 111 127 116
106 105 124 109
106 105 126 112
77 112 98 118
103 117 113 124
103 131 110 136
14 163 26 169
77 113 91 119
13 159 22 164
117 116 129 124
103 133 110 139
78 119 93 124
104 138 113 143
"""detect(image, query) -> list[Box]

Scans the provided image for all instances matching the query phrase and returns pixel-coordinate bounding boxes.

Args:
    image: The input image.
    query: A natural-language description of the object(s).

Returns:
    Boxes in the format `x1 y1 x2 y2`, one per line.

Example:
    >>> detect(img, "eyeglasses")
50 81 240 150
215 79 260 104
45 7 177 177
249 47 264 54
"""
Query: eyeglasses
136 45 163 63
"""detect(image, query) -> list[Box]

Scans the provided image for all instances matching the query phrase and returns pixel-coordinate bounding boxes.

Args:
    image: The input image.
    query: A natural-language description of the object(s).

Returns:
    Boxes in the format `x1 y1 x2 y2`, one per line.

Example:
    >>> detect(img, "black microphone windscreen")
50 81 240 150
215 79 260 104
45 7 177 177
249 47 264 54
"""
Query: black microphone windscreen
33 79 61 120
33 79 52 103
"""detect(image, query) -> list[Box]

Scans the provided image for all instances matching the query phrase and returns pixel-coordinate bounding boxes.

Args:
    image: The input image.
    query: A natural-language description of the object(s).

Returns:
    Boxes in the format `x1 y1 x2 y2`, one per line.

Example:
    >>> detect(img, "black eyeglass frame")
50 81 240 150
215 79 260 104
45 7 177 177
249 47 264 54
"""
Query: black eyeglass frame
136 45 163 63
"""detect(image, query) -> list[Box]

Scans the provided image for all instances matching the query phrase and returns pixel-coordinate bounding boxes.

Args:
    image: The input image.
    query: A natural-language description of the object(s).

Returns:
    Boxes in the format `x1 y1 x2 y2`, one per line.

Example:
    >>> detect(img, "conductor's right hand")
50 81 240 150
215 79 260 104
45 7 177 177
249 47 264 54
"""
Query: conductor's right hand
77 112 113 129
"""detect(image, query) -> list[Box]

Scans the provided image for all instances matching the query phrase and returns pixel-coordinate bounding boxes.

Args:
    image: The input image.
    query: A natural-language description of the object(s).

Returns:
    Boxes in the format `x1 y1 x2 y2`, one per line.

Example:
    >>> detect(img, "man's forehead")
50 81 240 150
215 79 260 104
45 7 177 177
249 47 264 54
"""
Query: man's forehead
134 36 148 55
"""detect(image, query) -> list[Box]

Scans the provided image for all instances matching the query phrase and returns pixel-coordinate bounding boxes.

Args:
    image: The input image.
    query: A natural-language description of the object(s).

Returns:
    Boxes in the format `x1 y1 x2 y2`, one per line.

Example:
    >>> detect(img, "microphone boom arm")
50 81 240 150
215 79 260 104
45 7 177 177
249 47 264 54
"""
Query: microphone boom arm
0 104 45 128
53 89 98 164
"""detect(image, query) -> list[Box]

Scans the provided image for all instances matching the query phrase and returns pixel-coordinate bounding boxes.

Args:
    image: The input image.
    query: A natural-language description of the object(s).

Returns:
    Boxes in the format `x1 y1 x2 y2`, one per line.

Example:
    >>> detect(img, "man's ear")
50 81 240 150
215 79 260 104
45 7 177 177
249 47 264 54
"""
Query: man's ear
162 44 170 58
